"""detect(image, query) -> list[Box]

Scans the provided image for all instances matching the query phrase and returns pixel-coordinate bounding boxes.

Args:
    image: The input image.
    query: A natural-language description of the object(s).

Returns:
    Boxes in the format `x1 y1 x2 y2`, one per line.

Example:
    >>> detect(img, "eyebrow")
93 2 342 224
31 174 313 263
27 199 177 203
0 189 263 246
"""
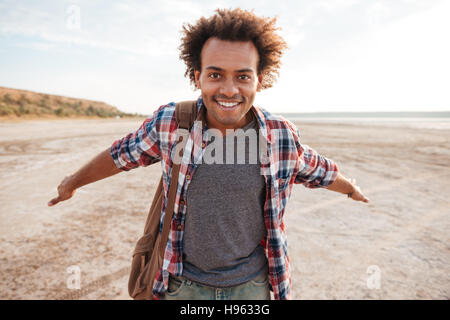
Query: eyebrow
205 66 255 73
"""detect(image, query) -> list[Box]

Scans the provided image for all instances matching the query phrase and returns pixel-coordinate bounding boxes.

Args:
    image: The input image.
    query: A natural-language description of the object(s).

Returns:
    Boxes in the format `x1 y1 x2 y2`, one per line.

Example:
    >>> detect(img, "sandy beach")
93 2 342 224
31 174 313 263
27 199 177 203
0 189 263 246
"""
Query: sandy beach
0 117 449 300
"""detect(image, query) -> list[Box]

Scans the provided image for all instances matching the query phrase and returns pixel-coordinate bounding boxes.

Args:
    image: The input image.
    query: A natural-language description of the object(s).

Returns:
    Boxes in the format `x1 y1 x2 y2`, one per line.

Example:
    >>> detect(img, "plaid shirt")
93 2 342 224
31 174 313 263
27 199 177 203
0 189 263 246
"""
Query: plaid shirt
110 97 339 300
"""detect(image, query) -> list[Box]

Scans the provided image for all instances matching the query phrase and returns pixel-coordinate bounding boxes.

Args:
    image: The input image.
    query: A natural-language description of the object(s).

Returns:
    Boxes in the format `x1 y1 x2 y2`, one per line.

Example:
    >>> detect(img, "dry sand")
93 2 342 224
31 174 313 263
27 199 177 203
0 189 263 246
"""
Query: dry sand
0 117 449 300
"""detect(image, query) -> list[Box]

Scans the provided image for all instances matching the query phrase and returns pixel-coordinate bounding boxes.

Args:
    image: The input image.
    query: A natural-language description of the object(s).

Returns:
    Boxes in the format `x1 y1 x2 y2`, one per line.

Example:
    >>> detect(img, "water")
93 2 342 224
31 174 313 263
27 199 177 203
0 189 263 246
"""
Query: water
278 112 450 130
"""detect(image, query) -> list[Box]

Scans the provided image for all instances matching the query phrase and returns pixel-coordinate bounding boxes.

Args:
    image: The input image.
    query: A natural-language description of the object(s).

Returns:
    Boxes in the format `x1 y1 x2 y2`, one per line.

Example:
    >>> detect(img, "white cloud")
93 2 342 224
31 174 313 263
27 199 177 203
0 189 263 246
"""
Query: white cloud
257 0 450 112
1 0 448 113
317 0 360 11
0 0 196 57
366 2 392 26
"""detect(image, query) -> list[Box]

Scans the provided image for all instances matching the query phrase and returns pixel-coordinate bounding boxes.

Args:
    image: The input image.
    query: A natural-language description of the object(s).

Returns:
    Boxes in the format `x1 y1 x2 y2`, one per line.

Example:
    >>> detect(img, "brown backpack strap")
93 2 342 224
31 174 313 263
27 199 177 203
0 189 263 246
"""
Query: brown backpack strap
175 100 198 130
159 100 197 257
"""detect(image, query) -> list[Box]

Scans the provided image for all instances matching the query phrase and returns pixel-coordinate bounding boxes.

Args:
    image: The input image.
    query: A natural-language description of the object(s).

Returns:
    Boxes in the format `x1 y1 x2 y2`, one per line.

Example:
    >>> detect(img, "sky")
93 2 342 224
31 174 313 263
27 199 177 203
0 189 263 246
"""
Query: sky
0 0 449 115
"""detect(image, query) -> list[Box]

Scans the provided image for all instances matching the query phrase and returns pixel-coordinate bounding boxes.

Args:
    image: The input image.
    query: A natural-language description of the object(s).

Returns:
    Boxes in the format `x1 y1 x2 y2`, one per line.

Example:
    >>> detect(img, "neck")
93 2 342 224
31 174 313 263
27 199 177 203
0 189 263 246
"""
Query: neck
205 110 255 136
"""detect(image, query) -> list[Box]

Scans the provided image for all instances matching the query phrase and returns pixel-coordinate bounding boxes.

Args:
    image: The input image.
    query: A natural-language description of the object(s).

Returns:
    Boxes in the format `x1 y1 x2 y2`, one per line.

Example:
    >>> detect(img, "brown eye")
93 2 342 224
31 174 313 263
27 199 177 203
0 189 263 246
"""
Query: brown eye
239 75 250 80
208 72 221 79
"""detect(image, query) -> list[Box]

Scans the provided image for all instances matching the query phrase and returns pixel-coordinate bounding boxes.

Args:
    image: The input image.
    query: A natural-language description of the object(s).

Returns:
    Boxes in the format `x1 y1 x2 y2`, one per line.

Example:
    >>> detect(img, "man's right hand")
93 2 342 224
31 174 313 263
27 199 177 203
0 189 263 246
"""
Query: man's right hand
48 175 76 206
47 148 122 207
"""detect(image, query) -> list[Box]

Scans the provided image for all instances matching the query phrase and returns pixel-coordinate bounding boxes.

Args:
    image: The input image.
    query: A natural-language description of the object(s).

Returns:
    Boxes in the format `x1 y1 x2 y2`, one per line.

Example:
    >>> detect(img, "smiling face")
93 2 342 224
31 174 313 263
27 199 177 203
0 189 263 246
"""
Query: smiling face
194 37 263 134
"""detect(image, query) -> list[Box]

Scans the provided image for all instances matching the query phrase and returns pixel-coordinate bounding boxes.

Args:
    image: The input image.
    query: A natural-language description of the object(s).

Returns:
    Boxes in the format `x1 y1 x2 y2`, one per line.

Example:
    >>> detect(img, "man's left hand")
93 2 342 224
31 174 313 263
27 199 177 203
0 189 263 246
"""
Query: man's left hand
347 178 370 203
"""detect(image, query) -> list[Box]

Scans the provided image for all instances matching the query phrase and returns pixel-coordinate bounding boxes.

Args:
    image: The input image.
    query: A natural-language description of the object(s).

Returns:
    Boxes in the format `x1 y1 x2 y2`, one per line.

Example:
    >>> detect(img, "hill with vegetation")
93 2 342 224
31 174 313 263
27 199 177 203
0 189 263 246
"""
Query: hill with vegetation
0 86 142 119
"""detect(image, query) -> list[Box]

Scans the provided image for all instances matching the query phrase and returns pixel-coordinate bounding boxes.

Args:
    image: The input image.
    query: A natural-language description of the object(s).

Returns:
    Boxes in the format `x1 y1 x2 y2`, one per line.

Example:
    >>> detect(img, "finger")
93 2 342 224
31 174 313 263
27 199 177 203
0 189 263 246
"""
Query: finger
48 197 61 207
359 194 370 203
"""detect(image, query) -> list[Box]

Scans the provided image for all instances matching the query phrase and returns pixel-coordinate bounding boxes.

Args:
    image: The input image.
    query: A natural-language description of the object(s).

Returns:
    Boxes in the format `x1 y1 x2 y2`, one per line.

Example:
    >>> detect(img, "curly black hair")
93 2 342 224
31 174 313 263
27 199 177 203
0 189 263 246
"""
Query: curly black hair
179 8 288 90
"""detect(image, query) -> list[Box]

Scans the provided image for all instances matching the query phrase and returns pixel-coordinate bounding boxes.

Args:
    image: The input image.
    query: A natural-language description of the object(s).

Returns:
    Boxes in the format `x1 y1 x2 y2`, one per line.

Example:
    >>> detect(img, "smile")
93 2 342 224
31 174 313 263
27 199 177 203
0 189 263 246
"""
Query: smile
215 100 242 110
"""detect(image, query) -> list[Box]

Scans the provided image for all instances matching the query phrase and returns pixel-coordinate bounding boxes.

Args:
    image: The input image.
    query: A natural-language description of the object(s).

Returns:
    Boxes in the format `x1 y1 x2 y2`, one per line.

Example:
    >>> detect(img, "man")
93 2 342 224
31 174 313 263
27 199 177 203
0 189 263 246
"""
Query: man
48 8 369 300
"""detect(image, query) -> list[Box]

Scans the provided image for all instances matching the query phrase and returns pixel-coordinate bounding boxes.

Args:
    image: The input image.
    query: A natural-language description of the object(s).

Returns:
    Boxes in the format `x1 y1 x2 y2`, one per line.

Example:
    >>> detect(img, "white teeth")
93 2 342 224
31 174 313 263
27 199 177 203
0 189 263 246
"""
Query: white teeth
217 101 240 108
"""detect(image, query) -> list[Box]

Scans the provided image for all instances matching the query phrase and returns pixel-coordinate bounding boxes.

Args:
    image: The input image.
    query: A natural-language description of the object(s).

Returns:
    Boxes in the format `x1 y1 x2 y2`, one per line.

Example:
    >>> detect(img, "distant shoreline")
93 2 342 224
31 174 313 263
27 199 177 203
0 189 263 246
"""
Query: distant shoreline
0 115 147 123
278 111 450 119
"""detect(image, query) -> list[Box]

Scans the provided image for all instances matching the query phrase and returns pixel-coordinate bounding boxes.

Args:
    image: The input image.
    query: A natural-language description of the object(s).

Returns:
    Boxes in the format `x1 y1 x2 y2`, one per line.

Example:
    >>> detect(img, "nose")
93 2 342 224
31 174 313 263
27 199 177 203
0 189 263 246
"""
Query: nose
219 77 239 98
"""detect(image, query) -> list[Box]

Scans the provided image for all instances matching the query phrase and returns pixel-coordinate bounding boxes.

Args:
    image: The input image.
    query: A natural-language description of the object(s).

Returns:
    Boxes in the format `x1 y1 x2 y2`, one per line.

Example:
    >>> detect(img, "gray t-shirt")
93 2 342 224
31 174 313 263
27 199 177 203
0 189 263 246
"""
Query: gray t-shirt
182 117 268 287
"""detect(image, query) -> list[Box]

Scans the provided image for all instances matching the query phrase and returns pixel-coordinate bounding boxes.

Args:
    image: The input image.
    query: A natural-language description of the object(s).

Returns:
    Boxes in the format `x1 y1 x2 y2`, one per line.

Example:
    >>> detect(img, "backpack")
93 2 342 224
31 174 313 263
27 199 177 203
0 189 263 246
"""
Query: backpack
128 100 198 299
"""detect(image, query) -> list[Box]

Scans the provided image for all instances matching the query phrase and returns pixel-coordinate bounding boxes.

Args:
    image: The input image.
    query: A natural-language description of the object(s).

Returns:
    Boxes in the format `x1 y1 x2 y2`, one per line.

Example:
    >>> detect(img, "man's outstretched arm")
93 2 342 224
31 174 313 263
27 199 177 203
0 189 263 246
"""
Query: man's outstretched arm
48 148 122 206
326 173 370 203
289 123 369 204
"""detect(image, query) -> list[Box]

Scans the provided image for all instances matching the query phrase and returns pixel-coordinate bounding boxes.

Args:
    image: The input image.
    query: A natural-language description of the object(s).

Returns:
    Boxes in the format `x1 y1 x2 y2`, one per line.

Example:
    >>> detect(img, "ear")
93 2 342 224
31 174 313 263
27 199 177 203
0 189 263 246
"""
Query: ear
256 74 263 92
194 70 201 89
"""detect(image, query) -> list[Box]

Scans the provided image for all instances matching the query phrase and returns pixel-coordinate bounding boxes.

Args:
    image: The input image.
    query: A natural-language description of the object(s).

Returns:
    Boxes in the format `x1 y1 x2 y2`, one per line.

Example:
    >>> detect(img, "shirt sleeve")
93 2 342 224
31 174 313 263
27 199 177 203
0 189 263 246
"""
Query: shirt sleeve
291 125 340 188
110 109 162 171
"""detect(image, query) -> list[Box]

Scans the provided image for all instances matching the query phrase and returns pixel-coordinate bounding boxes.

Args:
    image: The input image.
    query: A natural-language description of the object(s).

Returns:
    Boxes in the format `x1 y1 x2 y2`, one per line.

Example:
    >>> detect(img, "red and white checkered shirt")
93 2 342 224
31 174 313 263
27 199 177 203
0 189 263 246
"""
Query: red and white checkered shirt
110 97 339 300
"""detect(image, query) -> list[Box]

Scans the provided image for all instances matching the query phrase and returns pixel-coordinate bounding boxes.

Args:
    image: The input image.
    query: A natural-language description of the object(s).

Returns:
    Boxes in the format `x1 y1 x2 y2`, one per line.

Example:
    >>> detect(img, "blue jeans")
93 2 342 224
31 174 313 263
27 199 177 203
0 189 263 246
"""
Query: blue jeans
162 272 271 300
